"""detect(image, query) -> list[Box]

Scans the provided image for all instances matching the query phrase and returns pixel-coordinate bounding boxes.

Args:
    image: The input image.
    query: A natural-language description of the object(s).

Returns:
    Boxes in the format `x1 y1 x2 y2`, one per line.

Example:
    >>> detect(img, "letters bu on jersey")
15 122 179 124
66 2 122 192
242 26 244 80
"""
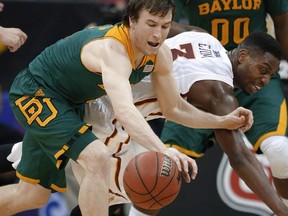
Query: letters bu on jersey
216 135 273 215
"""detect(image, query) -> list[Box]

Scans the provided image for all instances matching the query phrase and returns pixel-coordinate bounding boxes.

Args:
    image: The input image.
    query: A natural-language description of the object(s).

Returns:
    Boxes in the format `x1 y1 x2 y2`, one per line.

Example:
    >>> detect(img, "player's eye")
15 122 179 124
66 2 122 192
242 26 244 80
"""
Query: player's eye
162 25 170 29
147 22 156 27
260 68 268 75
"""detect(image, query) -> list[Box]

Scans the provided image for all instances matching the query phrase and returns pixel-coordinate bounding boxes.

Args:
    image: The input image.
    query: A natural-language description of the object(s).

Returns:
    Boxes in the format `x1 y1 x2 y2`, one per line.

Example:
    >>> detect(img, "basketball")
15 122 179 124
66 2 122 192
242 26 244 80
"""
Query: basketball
123 151 182 210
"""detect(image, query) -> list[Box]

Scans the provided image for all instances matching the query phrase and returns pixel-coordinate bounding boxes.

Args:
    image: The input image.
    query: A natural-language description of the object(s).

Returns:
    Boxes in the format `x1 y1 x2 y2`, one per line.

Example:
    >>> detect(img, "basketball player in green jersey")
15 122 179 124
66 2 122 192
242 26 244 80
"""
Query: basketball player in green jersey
0 0 255 215
161 0 288 210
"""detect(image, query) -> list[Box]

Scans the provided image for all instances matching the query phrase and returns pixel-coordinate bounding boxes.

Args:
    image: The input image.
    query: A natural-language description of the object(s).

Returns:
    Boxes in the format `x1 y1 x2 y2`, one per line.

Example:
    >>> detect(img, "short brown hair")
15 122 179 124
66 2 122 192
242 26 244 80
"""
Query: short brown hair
122 0 176 27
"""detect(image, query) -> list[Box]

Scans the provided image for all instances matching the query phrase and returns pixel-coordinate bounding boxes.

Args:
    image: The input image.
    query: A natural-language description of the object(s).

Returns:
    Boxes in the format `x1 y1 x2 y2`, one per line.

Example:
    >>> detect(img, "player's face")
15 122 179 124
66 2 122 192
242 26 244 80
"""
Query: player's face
234 51 280 94
129 9 172 56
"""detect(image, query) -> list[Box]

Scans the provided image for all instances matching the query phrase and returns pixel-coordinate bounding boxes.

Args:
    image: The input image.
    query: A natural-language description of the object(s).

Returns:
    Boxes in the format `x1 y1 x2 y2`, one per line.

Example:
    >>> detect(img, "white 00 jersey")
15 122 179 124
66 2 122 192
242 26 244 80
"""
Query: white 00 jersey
84 31 235 206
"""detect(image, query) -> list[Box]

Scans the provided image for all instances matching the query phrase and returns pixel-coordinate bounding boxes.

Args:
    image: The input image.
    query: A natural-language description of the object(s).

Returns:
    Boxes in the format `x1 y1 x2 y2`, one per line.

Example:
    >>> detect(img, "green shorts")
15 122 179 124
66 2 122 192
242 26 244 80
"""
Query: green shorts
161 74 288 156
9 71 97 192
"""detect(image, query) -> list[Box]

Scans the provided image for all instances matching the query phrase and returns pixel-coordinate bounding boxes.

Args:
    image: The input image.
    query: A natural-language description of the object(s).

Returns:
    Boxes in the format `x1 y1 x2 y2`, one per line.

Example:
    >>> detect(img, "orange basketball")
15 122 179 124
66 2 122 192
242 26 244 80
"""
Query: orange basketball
123 151 182 209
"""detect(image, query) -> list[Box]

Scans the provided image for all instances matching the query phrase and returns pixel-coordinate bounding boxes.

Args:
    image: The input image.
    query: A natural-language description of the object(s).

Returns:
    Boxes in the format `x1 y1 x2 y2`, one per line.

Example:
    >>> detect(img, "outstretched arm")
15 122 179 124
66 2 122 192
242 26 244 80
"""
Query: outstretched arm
187 80 288 215
152 43 253 131
81 39 196 181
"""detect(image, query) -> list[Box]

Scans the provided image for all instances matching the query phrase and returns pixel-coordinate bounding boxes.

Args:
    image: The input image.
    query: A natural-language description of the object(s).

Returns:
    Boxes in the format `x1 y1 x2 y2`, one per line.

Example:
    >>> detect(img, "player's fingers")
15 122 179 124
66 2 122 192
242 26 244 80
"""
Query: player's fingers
9 44 19 52
189 158 198 180
170 154 181 172
182 170 191 183
240 114 254 132
238 107 253 124
8 46 16 52
240 123 249 132
178 155 191 183
246 111 254 129
20 36 25 46
20 32 28 45
167 147 182 171
176 152 198 183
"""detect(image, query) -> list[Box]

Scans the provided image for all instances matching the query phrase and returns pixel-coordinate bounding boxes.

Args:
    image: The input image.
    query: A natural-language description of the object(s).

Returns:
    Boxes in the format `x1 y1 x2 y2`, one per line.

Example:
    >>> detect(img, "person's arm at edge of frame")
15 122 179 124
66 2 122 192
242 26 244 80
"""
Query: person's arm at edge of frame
0 26 27 52
151 43 253 132
190 80 288 216
0 2 27 52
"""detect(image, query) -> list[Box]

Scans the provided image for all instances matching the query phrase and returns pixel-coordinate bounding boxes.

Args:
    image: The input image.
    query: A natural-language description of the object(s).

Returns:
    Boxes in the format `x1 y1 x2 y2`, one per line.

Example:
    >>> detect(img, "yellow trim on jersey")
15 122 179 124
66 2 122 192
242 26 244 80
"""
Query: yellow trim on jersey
55 160 63 169
51 184 67 192
104 24 156 69
54 148 65 160
16 171 40 184
54 145 69 169
254 99 287 151
79 124 91 134
165 144 205 158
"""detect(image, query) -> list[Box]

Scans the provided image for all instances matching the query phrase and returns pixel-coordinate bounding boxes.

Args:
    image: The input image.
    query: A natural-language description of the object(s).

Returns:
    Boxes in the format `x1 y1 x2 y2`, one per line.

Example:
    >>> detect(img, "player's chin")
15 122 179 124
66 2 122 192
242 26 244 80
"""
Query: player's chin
243 87 253 95
145 49 158 56
248 83 262 94
145 45 160 55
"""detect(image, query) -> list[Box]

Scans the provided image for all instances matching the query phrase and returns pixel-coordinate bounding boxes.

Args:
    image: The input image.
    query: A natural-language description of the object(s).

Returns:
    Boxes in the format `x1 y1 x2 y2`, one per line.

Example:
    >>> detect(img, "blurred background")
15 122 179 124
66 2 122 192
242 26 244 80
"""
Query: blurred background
0 1 287 216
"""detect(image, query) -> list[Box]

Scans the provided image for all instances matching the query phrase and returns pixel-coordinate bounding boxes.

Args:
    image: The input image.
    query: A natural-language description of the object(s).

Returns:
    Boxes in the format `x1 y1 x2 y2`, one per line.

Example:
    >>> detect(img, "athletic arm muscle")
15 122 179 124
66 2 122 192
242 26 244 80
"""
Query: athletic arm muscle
84 39 167 152
151 44 249 130
188 80 286 212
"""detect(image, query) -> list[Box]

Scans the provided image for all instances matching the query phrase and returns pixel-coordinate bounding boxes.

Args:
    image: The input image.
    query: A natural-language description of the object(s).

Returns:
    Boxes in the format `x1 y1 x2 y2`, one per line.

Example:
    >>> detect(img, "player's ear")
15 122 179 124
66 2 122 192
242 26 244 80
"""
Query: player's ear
238 49 249 64
129 16 137 28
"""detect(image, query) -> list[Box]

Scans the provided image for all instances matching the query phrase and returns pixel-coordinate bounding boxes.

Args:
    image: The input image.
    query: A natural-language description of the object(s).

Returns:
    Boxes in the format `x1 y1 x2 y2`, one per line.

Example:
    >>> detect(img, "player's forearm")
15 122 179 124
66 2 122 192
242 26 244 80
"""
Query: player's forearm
115 106 167 152
164 99 227 129
216 129 288 214
228 146 288 215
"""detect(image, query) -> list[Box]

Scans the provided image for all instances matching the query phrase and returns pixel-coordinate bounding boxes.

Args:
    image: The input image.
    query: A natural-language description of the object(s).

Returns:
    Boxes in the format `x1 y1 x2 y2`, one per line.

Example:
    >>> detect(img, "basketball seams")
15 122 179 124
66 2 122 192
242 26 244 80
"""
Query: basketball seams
136 151 158 194
123 151 182 209
147 153 180 207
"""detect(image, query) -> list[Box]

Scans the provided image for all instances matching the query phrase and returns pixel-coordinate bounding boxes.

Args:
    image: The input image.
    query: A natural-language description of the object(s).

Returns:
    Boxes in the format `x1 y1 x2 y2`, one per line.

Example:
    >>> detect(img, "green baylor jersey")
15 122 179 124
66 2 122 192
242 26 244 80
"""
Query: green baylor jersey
161 0 288 156
8 23 157 192
174 0 288 50
10 23 156 105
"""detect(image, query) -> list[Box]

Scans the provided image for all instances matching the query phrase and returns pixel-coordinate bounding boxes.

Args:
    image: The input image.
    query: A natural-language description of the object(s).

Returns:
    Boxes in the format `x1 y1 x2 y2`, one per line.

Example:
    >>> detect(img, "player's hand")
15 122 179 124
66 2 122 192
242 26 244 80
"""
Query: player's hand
0 26 28 52
163 147 198 183
223 106 254 132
